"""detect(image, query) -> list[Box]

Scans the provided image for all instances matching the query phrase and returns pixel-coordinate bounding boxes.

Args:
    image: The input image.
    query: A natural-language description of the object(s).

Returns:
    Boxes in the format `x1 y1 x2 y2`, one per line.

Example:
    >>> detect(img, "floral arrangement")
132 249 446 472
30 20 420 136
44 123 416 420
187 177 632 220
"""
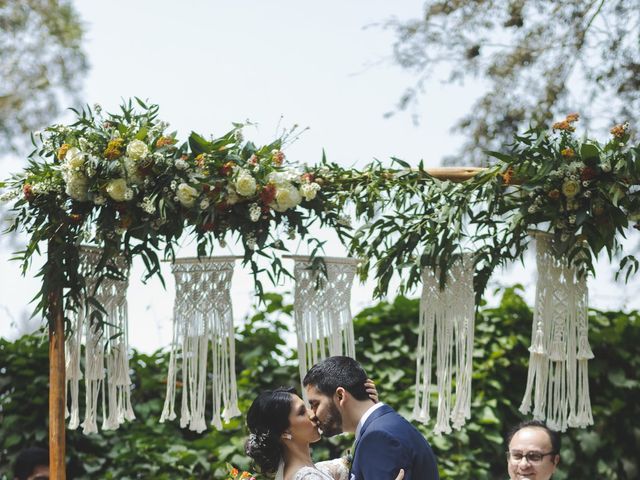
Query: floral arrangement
489 113 640 278
1 99 327 318
226 463 256 480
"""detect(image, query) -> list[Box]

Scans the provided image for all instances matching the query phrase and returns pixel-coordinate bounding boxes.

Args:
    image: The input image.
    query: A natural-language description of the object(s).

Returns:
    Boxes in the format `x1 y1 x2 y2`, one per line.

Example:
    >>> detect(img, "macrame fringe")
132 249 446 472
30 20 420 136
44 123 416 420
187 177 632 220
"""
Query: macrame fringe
519 233 594 431
160 257 240 432
65 247 134 434
291 256 358 397
413 254 475 435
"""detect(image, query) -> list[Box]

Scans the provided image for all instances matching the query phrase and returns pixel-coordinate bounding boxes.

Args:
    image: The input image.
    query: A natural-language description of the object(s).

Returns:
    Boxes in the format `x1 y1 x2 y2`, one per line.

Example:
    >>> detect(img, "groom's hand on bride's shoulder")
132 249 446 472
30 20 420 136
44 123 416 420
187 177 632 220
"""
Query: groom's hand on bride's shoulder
365 378 378 403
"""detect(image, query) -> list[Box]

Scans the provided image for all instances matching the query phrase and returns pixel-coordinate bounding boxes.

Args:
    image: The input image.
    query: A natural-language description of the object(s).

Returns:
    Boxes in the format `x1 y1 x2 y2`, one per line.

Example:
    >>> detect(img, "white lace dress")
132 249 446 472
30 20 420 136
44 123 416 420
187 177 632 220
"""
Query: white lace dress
277 458 350 480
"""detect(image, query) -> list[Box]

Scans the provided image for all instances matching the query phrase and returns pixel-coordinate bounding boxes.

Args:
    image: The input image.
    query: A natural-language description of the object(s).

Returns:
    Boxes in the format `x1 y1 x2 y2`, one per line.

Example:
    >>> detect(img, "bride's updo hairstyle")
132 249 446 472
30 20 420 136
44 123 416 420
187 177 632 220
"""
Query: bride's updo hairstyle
245 386 296 475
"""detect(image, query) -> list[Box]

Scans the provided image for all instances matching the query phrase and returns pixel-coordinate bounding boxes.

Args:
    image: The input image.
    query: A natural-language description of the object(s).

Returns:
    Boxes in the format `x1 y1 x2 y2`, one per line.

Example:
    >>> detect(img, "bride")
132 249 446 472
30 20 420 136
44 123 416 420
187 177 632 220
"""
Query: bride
245 384 404 480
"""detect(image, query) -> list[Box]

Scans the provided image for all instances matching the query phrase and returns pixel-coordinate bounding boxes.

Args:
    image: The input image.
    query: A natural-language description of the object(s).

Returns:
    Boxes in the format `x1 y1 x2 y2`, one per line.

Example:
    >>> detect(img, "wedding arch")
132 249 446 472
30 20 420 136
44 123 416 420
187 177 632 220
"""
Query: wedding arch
2 100 638 479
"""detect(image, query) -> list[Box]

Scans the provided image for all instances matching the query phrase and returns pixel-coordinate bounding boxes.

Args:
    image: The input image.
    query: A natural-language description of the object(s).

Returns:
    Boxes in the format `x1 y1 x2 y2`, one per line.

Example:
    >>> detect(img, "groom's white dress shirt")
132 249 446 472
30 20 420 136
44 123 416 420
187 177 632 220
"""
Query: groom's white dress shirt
355 402 385 442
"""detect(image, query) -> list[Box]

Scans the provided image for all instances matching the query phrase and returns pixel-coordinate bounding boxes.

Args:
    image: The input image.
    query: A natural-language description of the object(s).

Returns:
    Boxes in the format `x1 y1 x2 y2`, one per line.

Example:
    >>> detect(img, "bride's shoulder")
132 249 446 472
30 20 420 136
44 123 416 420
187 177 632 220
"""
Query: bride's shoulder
292 466 334 480
315 458 349 480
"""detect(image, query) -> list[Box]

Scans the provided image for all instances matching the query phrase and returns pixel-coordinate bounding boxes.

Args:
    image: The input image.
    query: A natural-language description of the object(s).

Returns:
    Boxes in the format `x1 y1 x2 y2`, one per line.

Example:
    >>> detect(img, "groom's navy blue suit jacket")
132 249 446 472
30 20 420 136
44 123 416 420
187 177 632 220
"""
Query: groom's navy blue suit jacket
350 404 439 480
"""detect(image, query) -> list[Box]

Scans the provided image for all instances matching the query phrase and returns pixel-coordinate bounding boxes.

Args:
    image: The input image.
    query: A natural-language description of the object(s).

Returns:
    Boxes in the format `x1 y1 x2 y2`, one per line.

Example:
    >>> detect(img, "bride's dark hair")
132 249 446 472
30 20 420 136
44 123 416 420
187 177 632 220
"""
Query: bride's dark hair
245 386 296 475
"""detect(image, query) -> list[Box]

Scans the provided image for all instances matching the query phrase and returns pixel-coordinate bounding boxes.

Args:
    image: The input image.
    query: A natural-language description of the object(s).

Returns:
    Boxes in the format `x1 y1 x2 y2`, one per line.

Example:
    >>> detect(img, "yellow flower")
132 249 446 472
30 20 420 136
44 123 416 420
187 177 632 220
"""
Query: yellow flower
562 179 580 199
561 147 574 158
57 143 71 160
104 138 125 160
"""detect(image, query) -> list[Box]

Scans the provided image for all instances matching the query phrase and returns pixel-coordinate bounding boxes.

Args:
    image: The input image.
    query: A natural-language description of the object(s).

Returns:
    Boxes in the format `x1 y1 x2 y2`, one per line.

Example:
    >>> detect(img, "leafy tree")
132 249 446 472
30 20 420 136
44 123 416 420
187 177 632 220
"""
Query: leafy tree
382 0 639 165
0 0 87 153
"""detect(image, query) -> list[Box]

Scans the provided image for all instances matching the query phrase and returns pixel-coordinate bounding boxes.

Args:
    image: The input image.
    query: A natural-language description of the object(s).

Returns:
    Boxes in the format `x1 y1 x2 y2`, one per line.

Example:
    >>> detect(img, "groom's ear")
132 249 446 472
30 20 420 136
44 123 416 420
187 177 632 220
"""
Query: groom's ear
335 387 347 406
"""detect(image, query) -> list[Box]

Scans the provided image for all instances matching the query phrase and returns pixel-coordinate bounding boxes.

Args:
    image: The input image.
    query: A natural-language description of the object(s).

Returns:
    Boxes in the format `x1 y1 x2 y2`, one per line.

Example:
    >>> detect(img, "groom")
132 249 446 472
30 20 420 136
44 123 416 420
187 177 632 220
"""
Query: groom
304 356 439 480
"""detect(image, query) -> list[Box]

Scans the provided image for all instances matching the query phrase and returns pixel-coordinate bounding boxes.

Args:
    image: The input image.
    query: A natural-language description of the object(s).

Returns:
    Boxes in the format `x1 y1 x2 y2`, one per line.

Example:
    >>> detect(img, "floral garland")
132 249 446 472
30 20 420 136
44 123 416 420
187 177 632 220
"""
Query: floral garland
1 100 328 320
489 113 640 279
1 101 639 326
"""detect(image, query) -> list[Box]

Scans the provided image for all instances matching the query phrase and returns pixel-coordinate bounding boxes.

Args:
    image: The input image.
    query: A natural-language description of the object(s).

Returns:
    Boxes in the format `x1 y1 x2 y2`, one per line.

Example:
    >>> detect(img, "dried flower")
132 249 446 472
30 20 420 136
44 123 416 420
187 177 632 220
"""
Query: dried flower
610 123 627 138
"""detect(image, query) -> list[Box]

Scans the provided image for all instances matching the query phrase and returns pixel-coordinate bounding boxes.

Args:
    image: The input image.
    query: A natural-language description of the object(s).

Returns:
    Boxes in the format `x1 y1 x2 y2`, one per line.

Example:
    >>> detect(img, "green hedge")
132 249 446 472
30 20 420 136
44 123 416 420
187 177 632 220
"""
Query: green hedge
1 287 638 479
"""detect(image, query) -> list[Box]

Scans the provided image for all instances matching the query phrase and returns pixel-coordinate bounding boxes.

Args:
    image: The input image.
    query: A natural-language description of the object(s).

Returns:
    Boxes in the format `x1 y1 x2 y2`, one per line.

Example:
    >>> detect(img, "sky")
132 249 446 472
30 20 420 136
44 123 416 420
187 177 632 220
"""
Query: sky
1 0 638 352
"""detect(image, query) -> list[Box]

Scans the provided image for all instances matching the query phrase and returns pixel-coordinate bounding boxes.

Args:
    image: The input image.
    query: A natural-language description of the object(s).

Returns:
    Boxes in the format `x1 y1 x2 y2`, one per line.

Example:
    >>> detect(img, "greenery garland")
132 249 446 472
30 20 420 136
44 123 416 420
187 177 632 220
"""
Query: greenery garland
1 102 638 329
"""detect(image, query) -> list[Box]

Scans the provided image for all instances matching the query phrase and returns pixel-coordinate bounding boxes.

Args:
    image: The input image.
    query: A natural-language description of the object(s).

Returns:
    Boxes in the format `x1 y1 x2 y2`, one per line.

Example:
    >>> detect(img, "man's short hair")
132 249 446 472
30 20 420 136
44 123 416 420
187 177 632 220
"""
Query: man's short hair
13 447 49 480
506 420 561 454
303 356 369 400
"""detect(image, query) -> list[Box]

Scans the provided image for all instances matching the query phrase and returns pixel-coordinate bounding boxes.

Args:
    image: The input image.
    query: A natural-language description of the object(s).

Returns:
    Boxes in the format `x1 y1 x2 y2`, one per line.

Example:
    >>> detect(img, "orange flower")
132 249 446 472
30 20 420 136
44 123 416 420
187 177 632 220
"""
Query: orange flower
104 138 125 159
23 183 34 201
565 113 580 123
155 136 176 148
230 468 239 477
57 143 71 160
610 123 627 138
548 189 560 200
560 147 574 158
552 120 575 132
220 161 235 176
501 166 514 185
241 472 251 479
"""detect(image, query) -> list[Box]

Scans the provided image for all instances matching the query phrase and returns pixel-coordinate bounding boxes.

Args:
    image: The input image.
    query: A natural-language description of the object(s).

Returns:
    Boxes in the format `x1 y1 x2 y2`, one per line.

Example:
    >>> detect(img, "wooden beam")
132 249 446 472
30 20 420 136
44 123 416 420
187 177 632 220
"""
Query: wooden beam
422 166 487 182
48 241 66 480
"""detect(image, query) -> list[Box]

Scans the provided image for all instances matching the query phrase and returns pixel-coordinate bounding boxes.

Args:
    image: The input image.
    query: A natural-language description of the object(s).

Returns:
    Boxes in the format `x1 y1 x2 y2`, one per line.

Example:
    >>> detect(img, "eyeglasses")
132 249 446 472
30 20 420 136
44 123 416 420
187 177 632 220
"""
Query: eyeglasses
506 450 556 464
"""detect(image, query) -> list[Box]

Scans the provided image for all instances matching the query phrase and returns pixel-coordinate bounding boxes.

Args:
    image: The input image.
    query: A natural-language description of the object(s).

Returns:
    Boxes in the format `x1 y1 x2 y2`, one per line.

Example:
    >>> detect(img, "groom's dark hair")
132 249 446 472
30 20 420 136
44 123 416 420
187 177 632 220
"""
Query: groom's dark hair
303 356 369 400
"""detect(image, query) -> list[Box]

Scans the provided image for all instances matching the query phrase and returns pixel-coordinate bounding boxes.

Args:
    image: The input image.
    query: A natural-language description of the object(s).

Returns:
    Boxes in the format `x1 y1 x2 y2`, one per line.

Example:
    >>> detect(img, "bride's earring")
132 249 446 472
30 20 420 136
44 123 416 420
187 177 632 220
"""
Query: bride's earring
282 432 292 440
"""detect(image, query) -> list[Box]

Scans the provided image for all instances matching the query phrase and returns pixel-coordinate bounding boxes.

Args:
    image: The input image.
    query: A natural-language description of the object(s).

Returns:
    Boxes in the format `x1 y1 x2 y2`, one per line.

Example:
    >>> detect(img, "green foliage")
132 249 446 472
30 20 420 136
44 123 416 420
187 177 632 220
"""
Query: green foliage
1 288 639 479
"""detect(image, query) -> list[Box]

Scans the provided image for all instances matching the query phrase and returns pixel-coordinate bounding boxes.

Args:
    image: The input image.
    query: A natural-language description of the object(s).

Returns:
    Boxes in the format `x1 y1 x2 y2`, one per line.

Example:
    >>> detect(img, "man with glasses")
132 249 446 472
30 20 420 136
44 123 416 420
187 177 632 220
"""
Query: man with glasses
13 447 49 480
506 420 560 480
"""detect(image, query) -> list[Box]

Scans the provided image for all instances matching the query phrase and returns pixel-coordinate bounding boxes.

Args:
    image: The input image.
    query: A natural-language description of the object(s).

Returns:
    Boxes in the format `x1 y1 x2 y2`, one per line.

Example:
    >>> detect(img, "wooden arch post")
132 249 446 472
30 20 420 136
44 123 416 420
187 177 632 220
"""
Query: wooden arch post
48 239 66 479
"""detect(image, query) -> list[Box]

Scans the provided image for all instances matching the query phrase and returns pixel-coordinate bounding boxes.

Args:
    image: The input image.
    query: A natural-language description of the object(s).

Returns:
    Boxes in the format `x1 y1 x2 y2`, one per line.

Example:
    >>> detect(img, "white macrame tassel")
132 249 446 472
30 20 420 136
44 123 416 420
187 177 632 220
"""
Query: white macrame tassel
161 257 240 432
290 256 358 395
65 304 83 430
65 247 134 434
413 254 475 435
520 233 594 431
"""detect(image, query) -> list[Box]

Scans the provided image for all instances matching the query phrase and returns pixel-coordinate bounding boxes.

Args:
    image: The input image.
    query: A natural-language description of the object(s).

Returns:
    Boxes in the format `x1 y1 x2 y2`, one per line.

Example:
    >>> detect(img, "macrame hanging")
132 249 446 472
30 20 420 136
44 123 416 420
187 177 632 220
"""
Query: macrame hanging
519 232 594 432
65 246 135 434
289 256 358 392
160 256 240 432
412 253 475 435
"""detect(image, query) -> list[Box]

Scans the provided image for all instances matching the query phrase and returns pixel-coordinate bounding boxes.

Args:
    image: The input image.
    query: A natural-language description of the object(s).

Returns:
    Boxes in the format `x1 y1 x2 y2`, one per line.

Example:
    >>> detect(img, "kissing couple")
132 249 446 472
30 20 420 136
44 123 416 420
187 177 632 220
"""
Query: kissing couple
245 356 439 480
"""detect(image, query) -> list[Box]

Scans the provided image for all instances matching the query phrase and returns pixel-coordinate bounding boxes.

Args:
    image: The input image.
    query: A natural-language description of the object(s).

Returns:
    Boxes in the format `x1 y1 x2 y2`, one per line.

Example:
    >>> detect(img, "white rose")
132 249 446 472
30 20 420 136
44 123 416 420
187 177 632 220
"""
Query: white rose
235 173 257 196
176 182 198 208
65 147 85 169
267 171 288 186
272 184 301 212
65 173 88 201
126 139 149 161
300 182 320 201
106 178 128 202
